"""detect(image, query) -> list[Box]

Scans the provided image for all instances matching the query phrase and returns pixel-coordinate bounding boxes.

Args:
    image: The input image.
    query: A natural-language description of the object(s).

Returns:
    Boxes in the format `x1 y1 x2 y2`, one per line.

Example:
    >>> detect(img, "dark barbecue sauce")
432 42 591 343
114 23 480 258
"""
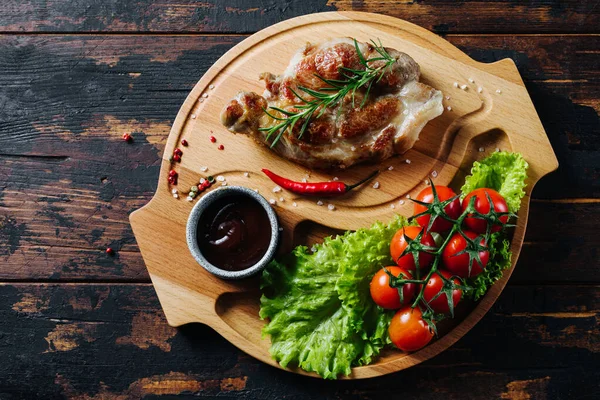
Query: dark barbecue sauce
197 195 271 271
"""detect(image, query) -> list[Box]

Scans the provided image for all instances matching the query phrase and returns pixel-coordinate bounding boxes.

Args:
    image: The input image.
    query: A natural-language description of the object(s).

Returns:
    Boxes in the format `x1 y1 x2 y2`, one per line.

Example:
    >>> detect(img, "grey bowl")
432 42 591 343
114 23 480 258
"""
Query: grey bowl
186 186 280 280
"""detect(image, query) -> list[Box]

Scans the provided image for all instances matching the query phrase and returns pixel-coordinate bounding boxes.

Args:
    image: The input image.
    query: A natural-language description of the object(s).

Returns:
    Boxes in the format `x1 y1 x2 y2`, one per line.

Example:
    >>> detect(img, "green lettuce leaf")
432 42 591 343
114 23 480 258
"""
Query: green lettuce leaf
461 151 529 211
259 216 405 379
467 232 512 301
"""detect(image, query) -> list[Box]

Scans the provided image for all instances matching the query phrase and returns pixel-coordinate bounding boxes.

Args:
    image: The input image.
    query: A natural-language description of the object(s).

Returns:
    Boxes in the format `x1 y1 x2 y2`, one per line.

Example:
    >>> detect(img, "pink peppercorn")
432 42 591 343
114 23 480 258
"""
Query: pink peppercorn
218 144 224 150
209 136 216 143
181 139 188 146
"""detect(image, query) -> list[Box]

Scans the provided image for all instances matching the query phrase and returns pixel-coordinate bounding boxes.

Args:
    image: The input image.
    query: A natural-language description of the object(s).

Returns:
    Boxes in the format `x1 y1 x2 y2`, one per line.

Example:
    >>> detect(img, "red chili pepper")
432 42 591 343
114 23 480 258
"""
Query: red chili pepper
261 169 378 197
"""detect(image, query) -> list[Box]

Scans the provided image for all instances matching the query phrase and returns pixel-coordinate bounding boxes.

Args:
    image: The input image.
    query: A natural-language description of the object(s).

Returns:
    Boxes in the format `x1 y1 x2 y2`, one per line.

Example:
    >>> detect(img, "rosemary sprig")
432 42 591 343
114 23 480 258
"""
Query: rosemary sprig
259 39 396 147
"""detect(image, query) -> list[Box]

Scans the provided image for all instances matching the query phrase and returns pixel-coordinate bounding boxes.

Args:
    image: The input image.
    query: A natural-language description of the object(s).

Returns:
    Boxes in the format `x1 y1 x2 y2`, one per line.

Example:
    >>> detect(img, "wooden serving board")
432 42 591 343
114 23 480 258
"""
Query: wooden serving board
130 12 557 379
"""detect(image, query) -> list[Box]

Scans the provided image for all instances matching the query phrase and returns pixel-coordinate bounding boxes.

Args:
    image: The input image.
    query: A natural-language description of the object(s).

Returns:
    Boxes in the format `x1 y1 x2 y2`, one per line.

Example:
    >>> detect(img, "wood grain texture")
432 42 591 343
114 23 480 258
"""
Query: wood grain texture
0 0 598 34
1 283 598 398
127 12 558 378
0 0 598 394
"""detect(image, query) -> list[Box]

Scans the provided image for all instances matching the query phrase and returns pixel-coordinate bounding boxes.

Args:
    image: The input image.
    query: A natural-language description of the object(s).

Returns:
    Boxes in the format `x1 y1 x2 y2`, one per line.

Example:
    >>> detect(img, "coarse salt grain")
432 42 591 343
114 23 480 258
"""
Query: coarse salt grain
292 202 297 207
171 188 178 194
216 175 225 182
269 199 276 205
278 227 284 232
479 147 485 152
254 189 259 193
447 106 452 111
279 197 284 202
272 186 281 193
372 181 380 189
424 180 430 185
201 166 208 172
199 178 206 184
243 172 249 177
173 193 179 199
399 200 405 205
202 93 208 98
432 170 438 178
390 204 395 209
406 194 411 199
301 178 307 183
187 197 193 202
468 78 474 83
496 148 501 152
405 159 411 164
199 98 204 103
350 146 356 151
403 109 409 115
496 89 502 94
460 84 468 90
477 86 483 93
191 114 196 119
388 166 394 171
221 182 227 186
209 84 215 90
445 95 451 100
453 82 459 88
317 200 324 206
333 176 339 181
327 204 335 211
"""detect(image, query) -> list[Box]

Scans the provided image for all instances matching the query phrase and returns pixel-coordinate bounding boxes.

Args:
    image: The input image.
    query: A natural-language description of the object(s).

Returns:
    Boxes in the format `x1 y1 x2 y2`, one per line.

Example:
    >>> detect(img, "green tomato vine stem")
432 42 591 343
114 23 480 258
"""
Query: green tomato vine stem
385 180 517 331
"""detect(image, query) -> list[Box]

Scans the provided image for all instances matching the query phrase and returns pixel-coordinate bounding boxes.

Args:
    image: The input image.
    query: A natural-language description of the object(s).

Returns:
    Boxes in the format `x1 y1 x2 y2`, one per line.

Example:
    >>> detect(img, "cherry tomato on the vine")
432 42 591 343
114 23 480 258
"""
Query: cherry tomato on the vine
413 185 462 233
442 231 489 278
390 226 436 270
423 270 462 314
388 307 434 352
369 266 416 309
462 188 509 234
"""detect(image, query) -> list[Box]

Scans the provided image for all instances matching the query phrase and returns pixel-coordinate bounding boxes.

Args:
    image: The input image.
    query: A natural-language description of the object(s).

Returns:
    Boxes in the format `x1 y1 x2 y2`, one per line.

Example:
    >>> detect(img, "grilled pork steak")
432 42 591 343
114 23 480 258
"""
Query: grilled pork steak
221 38 443 169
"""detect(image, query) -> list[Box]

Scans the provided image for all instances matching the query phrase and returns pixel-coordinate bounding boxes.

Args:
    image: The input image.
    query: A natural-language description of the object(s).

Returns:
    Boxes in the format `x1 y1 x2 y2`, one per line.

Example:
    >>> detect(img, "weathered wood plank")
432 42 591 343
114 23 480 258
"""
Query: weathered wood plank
1 283 598 398
0 1 598 34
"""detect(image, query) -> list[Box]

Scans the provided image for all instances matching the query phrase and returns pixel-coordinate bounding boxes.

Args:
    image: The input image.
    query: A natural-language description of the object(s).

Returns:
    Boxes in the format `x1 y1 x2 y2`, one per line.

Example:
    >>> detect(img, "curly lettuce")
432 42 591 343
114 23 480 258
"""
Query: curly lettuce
461 151 529 212
259 216 406 379
468 232 512 300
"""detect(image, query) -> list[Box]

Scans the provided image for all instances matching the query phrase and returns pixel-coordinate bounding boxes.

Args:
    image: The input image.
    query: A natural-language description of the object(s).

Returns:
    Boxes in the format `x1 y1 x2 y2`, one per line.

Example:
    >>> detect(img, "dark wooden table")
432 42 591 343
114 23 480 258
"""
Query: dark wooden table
0 1 598 398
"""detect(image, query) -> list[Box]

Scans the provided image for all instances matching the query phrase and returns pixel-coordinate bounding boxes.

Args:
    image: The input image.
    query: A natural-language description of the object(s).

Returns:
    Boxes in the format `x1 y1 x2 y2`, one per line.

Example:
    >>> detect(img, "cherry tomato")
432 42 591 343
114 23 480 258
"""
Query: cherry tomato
462 188 509 234
442 231 489 278
370 267 416 309
413 185 462 233
390 226 436 270
388 307 434 352
423 270 462 314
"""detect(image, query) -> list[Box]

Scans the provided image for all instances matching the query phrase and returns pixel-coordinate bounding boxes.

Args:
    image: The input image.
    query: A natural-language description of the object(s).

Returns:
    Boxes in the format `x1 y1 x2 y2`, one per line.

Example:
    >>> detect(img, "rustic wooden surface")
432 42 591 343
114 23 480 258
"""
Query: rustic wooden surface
0 0 598 398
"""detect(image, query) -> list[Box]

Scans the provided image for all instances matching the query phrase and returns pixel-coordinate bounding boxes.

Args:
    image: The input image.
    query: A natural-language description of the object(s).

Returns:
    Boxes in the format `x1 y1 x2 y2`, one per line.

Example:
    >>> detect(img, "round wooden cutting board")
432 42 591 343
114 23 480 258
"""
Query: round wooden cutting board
130 12 557 379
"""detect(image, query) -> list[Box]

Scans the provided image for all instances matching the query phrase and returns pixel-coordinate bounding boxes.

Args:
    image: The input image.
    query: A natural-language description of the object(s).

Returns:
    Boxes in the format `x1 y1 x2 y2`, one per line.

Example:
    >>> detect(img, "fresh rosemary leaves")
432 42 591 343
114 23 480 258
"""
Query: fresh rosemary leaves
259 39 396 147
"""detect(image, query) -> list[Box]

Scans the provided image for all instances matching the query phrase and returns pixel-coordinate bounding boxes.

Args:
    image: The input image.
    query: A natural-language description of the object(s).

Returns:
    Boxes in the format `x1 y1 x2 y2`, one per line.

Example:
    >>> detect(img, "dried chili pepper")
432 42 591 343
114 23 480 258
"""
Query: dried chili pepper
261 169 378 197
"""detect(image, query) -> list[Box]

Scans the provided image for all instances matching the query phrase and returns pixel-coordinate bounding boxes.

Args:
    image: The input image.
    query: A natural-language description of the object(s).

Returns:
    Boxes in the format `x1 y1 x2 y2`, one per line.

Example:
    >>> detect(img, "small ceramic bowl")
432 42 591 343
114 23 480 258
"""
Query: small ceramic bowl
186 186 280 279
